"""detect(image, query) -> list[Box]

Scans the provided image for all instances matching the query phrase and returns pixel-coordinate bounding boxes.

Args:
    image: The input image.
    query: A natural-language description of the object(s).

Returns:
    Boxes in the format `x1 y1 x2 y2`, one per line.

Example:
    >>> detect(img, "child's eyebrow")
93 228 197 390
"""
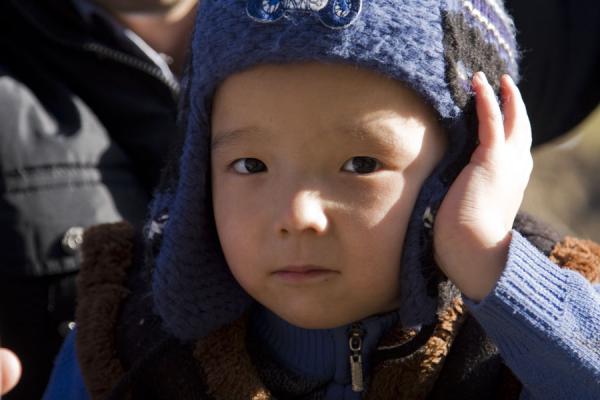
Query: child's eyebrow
342 123 401 148
211 121 408 151
211 127 265 151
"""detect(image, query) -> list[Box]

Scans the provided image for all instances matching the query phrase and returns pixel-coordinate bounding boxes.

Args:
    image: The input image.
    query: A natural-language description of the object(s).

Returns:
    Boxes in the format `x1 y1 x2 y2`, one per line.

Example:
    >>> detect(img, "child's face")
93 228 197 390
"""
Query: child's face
211 63 446 329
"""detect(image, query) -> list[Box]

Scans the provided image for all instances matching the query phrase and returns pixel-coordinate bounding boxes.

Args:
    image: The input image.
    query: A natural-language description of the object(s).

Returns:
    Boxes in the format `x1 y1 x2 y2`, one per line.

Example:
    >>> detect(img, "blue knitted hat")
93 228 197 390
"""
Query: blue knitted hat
147 0 519 340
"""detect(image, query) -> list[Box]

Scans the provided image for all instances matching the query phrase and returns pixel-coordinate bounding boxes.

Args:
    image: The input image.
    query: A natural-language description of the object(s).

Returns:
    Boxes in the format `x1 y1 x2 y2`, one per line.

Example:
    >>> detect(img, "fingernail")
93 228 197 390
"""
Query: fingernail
502 74 515 87
475 71 488 85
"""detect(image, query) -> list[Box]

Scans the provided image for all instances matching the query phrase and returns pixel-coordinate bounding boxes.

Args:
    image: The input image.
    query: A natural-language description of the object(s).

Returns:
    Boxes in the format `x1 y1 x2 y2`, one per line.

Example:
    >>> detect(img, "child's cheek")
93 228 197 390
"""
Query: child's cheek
334 172 409 230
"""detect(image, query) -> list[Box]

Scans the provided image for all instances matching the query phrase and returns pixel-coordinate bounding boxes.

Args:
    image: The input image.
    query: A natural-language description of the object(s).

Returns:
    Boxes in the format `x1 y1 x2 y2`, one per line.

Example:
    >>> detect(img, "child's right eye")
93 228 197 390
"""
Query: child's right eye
341 156 381 174
231 158 267 174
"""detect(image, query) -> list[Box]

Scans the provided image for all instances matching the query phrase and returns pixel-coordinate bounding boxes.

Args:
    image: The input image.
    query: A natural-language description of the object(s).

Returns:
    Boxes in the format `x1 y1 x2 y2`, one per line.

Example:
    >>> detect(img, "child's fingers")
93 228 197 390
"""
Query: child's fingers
473 72 504 151
501 75 532 149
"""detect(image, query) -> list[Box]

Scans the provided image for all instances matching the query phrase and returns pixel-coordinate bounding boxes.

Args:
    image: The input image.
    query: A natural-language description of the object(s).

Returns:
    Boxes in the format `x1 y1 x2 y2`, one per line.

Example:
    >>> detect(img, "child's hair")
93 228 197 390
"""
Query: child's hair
146 0 519 340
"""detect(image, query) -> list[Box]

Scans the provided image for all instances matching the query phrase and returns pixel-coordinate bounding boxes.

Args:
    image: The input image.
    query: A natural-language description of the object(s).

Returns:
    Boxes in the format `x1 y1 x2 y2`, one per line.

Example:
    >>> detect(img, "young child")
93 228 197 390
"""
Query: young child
44 0 600 399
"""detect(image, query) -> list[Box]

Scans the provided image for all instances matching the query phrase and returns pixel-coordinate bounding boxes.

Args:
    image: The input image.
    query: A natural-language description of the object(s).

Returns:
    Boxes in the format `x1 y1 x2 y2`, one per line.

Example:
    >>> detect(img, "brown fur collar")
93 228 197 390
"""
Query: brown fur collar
76 222 134 399
195 315 271 400
195 298 465 400
550 236 600 283
366 297 465 400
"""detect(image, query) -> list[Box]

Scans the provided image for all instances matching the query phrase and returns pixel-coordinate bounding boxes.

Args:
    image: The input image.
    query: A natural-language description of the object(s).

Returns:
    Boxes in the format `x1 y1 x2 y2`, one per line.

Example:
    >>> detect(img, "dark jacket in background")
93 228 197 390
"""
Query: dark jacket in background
0 1 180 398
507 0 600 146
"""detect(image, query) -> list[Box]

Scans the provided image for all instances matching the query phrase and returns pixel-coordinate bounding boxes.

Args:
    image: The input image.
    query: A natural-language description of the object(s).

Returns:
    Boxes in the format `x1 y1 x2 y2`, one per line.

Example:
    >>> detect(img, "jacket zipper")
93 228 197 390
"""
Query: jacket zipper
83 42 180 98
348 323 365 392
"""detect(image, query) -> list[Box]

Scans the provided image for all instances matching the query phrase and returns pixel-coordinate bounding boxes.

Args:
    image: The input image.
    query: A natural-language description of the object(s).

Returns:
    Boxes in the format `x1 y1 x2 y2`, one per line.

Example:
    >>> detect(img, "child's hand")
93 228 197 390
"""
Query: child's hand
433 72 533 302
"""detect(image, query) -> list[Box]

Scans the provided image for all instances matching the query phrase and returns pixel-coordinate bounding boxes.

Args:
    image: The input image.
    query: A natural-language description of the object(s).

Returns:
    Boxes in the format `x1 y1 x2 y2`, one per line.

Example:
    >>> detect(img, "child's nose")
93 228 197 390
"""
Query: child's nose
276 190 328 236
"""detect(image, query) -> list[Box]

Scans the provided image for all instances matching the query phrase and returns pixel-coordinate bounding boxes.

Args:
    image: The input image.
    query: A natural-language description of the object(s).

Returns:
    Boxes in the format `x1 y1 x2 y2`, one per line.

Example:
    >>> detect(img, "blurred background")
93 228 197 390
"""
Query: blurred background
523 107 600 241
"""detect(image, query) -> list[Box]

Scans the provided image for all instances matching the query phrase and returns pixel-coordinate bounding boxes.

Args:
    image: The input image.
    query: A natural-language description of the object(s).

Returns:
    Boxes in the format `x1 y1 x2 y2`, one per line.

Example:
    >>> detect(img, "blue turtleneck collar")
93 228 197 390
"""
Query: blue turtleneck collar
250 305 403 399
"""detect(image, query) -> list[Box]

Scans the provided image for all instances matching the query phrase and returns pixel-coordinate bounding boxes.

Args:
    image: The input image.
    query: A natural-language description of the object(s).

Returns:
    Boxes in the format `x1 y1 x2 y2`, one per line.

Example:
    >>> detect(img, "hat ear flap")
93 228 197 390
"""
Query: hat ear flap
442 6 518 108
396 113 474 327
150 107 253 341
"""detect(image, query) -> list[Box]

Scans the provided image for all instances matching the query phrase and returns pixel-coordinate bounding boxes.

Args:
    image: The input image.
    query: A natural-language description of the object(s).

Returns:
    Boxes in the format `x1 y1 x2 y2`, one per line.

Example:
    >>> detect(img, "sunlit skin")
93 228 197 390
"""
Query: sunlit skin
211 63 533 329
211 63 446 328
0 348 21 396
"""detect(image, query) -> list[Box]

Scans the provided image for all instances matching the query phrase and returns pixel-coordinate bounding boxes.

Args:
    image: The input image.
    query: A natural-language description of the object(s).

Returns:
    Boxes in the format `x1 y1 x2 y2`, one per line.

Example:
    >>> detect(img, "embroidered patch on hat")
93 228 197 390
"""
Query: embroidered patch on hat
247 0 362 29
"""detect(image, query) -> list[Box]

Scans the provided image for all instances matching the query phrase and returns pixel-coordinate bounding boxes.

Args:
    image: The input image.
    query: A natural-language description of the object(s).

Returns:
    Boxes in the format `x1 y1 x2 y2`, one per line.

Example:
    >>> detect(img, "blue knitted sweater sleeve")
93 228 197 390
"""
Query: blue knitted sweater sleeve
43 329 90 400
465 230 600 399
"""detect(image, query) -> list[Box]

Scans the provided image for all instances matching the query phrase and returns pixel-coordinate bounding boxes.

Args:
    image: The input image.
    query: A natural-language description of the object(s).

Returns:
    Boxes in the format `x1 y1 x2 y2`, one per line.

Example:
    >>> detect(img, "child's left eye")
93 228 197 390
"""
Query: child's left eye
341 157 381 174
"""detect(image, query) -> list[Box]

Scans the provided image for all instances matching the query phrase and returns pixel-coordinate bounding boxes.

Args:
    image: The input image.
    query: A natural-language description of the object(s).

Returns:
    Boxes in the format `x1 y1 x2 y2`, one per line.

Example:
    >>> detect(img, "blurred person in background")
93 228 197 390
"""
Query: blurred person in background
0 0 197 398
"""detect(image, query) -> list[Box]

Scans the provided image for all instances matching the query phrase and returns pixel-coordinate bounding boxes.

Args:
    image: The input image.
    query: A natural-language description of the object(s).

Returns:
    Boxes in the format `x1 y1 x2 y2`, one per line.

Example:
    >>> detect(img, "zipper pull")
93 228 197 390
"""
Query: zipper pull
348 324 365 392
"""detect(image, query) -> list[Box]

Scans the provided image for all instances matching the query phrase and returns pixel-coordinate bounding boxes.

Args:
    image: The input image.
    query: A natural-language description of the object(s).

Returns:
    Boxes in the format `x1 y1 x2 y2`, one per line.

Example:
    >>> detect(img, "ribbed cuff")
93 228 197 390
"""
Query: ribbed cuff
464 230 570 358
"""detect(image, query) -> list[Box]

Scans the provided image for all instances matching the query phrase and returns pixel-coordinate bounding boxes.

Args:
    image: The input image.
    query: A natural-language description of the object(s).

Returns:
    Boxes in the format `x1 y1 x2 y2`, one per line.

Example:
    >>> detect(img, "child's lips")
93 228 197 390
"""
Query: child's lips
272 265 339 283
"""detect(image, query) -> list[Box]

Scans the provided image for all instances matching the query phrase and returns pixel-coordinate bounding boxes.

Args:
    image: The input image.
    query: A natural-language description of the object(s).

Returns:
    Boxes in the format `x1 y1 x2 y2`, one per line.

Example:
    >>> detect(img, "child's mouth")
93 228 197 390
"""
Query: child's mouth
272 265 339 284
